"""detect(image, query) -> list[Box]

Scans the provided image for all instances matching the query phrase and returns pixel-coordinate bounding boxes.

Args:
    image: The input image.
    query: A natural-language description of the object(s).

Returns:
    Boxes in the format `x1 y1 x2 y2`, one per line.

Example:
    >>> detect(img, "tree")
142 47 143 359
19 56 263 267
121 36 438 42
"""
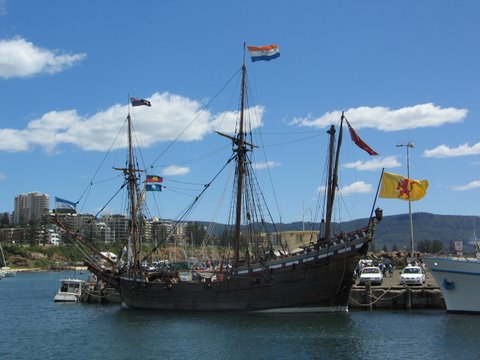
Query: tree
0 212 10 228
217 225 237 248
432 240 444 253
26 219 40 245
448 241 456 253
38 213 51 246
184 222 207 247
417 240 432 253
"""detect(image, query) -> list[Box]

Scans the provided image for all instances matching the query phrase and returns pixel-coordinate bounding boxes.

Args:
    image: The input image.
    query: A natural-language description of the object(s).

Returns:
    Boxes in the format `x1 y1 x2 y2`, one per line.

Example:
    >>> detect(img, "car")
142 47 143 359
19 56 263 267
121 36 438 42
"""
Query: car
358 266 383 286
400 266 426 285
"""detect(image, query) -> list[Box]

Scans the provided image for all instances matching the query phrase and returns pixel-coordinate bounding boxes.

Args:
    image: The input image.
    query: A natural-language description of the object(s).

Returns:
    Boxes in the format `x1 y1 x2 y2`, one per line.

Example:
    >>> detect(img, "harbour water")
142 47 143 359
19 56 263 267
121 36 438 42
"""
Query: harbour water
1 272 479 360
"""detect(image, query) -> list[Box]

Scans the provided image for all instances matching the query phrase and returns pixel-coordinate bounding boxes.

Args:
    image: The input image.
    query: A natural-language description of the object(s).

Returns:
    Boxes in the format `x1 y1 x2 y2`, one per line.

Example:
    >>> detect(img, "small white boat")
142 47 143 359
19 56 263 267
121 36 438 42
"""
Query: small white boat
0 244 16 277
54 278 85 302
1 267 16 277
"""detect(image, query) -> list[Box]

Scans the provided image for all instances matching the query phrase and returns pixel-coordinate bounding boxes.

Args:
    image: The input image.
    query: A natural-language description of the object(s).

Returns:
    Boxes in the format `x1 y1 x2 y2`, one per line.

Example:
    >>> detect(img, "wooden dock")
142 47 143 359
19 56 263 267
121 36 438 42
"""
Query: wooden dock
79 278 121 304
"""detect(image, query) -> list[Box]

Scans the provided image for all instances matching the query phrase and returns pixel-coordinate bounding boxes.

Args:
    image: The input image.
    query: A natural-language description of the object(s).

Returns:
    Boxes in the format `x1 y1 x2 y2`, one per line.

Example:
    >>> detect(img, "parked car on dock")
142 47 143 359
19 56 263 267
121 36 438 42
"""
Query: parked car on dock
358 266 383 286
400 266 425 285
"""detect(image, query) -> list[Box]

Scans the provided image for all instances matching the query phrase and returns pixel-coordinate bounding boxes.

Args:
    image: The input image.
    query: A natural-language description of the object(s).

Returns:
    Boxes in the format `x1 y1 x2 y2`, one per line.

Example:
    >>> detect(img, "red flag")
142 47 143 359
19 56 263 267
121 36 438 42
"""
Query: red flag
345 119 379 156
146 175 163 183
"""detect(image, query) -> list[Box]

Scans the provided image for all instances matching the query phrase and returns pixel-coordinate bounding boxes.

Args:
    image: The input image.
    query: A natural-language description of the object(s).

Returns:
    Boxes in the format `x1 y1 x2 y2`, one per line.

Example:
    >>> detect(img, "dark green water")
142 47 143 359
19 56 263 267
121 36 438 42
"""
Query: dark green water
1 272 479 359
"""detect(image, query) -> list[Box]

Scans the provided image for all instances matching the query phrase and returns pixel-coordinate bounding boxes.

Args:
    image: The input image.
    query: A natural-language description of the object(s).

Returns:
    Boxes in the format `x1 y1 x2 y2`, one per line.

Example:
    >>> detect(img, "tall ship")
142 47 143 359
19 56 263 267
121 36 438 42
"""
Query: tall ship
56 46 382 312
423 243 480 313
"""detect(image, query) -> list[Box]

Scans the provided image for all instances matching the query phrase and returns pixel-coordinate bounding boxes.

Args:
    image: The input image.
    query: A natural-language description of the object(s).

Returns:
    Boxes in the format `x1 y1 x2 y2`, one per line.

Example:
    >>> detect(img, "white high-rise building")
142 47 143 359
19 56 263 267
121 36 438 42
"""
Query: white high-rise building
13 192 50 225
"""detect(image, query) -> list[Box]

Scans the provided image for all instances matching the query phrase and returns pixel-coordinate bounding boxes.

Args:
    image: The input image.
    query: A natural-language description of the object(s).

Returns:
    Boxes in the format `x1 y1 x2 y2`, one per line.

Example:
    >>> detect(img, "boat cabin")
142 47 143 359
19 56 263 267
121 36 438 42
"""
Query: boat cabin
54 278 85 302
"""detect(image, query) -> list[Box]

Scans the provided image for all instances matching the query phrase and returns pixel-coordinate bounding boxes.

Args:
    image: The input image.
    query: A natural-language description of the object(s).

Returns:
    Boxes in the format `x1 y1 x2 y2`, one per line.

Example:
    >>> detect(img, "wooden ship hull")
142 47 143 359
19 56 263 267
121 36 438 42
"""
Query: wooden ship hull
119 230 372 311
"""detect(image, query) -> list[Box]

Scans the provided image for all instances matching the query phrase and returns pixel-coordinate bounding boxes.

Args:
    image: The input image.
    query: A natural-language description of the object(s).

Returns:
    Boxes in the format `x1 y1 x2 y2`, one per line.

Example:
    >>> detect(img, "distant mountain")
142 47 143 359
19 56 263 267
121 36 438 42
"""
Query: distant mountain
198 212 478 254
368 212 477 253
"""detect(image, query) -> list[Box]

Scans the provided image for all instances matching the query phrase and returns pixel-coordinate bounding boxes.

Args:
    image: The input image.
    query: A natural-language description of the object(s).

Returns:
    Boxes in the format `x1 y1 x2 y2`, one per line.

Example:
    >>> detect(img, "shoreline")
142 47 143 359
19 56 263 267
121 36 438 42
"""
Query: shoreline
12 266 88 273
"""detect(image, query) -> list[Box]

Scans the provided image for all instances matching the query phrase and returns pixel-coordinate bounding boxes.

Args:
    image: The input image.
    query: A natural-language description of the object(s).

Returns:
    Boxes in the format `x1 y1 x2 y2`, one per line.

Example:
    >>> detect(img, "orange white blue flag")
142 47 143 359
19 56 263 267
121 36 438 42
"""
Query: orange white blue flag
247 44 280 62
379 172 429 201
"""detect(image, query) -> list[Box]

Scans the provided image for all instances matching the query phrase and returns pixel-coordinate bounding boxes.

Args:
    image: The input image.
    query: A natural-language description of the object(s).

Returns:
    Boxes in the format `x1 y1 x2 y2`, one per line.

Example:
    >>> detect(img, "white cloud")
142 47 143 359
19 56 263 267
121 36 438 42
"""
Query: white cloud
162 165 190 176
291 103 467 132
0 37 86 79
342 156 401 171
424 143 480 158
338 181 373 195
252 161 281 170
452 180 480 191
0 173 6 180
317 181 373 195
0 91 263 154
0 128 30 152
211 105 265 133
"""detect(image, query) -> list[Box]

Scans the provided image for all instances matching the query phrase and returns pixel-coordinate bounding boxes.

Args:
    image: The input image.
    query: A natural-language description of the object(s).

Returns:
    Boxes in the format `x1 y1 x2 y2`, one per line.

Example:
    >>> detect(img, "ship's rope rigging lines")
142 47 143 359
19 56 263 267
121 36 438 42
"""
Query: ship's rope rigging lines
150 143 231 170
91 67 254 221
146 67 243 170
141 153 237 261
74 63 329 231
65 66 361 268
261 131 326 148
74 116 131 212
66 64 240 218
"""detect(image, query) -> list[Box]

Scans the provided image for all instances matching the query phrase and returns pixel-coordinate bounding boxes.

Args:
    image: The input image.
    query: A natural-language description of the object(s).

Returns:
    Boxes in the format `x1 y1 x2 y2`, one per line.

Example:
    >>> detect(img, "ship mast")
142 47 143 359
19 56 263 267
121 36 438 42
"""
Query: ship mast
127 113 141 270
214 48 255 267
324 113 344 242
233 50 248 267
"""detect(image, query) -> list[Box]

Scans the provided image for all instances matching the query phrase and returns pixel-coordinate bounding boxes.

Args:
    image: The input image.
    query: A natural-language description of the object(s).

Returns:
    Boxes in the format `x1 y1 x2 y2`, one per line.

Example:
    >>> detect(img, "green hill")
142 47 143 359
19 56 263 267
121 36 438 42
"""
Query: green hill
373 212 477 253
283 212 477 254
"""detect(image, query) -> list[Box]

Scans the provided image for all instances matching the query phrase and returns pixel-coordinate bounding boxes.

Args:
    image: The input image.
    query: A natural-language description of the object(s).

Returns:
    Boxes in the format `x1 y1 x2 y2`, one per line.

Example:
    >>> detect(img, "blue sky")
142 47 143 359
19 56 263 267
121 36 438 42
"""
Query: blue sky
0 0 479 225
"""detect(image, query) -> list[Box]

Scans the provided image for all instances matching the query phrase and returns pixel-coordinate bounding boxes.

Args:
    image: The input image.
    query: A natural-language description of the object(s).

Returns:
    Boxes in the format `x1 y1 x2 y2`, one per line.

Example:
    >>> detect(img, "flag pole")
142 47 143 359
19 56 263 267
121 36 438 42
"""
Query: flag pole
367 168 385 232
397 142 415 258
243 42 246 67
369 168 385 221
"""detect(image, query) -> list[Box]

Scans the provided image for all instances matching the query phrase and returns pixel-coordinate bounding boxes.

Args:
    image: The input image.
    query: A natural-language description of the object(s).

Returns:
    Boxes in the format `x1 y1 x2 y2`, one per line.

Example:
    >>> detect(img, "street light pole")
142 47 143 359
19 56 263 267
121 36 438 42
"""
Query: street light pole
397 142 415 257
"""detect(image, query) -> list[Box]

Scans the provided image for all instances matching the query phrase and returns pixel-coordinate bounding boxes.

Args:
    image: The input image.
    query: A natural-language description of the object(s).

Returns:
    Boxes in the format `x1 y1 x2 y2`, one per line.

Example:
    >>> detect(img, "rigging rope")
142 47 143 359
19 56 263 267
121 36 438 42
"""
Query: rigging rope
147 68 242 170
142 153 236 262
77 117 129 209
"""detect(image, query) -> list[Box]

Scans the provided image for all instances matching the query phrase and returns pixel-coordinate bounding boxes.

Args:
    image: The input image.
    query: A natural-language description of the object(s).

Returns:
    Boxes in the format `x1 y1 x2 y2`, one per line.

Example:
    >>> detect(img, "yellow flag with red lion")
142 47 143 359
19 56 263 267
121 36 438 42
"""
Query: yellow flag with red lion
379 172 428 201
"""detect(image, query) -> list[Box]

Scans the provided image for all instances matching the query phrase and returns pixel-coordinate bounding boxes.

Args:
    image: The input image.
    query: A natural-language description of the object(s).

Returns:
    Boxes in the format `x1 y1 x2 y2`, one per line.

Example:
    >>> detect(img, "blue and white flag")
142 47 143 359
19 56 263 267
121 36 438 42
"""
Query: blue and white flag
55 197 77 209
130 97 151 107
146 184 162 192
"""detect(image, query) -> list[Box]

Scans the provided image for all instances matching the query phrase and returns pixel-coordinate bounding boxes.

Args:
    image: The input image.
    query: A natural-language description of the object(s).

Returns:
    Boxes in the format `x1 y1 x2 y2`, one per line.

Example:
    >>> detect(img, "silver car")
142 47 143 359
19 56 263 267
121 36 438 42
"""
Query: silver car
359 266 383 286
400 266 426 285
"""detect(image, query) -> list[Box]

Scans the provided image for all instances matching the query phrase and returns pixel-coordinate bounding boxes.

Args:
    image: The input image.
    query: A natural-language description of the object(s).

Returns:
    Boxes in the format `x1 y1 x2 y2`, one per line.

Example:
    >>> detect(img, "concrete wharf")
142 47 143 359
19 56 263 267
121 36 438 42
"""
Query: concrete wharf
349 269 445 310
